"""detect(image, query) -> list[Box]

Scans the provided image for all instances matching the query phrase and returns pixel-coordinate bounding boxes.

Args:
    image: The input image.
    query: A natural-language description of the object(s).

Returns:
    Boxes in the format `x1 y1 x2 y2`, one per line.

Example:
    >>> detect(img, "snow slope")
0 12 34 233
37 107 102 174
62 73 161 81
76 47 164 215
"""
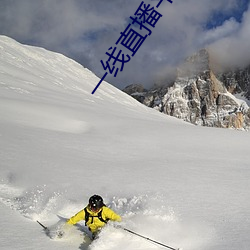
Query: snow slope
0 35 250 250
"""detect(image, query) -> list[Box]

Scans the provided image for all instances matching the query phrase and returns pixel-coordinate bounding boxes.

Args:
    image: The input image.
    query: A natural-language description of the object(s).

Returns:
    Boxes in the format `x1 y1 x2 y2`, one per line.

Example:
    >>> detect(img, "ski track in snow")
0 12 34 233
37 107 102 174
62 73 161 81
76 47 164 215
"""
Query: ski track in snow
0 99 91 134
0 180 211 250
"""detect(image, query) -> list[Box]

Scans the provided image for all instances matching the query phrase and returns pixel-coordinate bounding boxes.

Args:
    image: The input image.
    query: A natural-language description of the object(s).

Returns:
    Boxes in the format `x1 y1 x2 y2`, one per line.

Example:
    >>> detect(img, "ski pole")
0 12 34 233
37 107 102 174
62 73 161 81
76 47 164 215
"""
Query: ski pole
122 227 180 250
37 220 48 231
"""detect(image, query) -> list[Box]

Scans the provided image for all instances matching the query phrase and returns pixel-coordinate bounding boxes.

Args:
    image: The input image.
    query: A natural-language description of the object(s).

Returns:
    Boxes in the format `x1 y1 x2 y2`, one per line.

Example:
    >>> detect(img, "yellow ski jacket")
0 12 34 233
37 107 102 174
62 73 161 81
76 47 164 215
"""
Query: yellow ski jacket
67 206 121 233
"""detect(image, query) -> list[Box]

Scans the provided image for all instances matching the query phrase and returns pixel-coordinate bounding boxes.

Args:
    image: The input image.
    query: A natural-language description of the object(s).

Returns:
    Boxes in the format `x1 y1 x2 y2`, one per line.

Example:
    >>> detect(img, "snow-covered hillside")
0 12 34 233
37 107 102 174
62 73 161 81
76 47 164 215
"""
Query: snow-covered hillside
0 36 250 250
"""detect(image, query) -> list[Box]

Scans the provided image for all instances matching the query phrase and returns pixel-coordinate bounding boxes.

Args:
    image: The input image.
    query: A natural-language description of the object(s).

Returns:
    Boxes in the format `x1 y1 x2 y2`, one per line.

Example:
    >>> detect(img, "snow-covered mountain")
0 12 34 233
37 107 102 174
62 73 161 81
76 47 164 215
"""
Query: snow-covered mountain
124 49 250 130
217 65 250 100
0 36 250 250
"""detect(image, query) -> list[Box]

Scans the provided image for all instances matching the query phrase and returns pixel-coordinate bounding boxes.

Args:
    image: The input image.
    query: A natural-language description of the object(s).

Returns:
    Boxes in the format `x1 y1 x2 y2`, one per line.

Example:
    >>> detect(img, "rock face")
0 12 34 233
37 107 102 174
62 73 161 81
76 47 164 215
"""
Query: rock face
123 84 148 103
217 66 250 100
124 49 250 130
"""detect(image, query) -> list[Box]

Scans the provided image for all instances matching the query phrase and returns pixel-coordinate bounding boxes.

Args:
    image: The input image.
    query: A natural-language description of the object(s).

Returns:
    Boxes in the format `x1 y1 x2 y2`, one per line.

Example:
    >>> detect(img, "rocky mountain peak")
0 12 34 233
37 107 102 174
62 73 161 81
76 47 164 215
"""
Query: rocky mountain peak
123 49 250 130
177 49 210 78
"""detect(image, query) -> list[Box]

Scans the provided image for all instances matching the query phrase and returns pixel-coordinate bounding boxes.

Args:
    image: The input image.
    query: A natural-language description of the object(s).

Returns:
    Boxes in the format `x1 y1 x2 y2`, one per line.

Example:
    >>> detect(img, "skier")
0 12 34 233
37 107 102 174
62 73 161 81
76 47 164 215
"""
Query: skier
66 194 121 239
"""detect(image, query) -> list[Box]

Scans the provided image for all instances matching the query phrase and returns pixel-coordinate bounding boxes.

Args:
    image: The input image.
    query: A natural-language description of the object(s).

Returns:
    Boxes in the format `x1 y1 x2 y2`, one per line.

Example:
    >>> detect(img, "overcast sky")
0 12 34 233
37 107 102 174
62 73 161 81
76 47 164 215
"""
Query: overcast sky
0 0 249 89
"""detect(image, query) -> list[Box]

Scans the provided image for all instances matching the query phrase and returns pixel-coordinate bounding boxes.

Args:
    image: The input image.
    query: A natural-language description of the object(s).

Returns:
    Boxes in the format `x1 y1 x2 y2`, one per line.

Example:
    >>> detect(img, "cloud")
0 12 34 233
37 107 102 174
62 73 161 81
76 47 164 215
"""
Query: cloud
209 3 250 69
200 18 240 45
0 0 249 89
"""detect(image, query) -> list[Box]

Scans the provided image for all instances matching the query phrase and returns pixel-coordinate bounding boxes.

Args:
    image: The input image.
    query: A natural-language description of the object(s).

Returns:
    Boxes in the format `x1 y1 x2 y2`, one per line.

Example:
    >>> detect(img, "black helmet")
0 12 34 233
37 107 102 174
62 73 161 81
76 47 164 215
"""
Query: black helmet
89 195 104 210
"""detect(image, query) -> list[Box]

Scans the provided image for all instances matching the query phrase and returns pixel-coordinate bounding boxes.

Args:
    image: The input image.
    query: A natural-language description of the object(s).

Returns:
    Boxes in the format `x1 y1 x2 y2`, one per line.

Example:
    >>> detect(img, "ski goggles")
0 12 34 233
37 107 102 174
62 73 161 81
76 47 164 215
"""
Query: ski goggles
89 205 101 212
